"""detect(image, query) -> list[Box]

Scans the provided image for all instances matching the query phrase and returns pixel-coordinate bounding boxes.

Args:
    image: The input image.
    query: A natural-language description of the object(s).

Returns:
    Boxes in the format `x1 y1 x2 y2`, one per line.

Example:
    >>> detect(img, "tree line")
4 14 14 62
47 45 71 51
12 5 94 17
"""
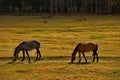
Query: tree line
0 0 120 14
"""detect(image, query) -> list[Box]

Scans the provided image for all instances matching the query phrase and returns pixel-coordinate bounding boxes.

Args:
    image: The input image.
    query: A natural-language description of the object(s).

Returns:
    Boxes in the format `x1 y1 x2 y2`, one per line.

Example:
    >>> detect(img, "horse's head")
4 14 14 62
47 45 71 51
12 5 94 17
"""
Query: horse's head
12 47 21 62
71 51 77 63
71 55 75 63
71 44 79 63
14 47 20 57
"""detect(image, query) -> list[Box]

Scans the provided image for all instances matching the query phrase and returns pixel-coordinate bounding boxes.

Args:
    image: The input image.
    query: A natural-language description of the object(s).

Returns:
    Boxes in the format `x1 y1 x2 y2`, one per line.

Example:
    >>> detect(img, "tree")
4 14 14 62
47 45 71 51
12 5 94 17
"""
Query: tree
0 0 120 14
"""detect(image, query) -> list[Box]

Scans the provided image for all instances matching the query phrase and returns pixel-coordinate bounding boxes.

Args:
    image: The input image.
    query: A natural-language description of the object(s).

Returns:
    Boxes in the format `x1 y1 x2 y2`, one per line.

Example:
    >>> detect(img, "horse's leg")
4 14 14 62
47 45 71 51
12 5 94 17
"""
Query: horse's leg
35 49 39 61
36 48 41 61
21 51 25 61
12 53 19 62
93 51 99 62
78 52 81 63
38 50 41 60
12 56 18 62
35 52 38 62
26 50 30 62
82 52 87 63
96 52 99 62
92 51 95 62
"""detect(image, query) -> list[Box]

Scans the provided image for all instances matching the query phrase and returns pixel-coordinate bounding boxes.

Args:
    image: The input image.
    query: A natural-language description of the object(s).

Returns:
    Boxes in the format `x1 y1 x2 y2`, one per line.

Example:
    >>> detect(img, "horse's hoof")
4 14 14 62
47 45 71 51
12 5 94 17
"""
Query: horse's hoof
68 62 73 64
34 60 37 62
28 61 31 64
7 62 13 64
21 60 24 62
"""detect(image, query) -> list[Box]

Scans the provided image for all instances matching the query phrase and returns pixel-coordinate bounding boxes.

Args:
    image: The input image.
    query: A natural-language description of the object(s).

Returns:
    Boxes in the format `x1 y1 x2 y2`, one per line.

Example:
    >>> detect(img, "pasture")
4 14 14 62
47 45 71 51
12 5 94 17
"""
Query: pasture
0 15 120 80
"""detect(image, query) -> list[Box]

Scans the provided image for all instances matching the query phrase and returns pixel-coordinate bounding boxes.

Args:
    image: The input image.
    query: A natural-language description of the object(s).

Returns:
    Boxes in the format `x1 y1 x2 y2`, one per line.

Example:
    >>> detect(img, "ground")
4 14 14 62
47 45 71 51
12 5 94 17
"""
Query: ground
0 15 120 80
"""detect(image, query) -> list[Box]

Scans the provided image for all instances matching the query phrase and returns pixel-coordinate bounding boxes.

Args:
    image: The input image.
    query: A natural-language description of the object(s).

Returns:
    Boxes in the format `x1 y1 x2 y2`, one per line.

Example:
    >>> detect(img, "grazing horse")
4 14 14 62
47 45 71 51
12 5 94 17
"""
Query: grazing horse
12 40 41 63
71 42 98 63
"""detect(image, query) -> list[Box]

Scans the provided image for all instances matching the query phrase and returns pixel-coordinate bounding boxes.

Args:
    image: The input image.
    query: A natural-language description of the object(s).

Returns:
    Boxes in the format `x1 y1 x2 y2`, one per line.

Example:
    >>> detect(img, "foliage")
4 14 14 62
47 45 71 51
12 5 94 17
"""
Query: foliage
0 0 120 14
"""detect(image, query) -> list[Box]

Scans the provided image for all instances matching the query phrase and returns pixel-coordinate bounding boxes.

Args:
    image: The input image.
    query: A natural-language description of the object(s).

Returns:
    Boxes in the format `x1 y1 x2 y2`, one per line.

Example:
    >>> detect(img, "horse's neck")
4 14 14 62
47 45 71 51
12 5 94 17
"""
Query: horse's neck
72 45 78 56
72 51 77 57
15 46 21 53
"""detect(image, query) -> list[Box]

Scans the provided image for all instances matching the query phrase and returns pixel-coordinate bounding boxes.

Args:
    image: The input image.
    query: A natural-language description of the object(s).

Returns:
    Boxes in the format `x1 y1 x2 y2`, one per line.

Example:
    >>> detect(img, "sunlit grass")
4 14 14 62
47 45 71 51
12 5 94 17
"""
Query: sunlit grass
0 15 120 80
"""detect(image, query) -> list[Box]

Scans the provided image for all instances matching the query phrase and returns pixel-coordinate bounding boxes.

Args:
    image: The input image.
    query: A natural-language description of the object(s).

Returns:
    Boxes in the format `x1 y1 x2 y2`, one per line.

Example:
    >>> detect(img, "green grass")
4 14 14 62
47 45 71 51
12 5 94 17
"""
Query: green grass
0 15 120 80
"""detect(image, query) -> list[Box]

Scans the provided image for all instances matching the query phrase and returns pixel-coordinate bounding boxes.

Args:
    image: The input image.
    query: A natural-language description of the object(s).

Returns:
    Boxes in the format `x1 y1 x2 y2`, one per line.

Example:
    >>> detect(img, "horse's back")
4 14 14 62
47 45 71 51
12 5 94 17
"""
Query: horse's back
30 40 40 48
20 40 40 50
31 40 40 45
78 42 97 52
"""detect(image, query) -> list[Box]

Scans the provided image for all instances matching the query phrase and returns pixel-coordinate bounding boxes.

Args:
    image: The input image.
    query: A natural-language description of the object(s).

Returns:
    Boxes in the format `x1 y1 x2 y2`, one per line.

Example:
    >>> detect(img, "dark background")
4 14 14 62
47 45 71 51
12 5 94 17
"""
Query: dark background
0 0 120 15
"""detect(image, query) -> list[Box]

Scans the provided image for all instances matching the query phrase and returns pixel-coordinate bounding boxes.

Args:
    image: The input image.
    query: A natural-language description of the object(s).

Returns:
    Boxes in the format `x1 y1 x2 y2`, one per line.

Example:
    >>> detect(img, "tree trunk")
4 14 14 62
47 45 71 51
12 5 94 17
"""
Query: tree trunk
55 0 57 14
95 0 98 13
50 0 53 15
91 0 93 13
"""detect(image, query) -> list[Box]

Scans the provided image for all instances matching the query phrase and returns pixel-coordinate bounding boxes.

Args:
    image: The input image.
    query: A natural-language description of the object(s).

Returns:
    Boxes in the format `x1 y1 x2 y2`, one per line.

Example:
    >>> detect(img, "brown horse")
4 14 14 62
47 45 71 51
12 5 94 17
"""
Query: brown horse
11 40 41 63
71 42 98 63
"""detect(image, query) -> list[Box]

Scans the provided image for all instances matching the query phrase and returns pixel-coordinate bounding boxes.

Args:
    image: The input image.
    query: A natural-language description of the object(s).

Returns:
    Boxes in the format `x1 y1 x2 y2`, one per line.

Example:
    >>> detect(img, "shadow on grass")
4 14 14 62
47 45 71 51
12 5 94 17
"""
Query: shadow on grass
15 70 29 73
68 62 91 65
0 56 120 64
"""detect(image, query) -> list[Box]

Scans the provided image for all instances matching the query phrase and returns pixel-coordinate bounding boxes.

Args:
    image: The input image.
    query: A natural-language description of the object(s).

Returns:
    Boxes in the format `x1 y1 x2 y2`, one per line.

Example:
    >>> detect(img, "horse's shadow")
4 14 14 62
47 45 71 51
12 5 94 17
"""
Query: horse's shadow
6 60 37 65
1 56 120 65
68 62 91 65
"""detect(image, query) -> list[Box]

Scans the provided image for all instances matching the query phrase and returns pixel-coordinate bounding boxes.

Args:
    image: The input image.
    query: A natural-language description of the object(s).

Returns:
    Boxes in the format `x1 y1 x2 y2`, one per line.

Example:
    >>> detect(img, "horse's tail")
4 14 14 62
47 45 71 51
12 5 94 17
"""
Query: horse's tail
38 42 40 49
93 44 98 56
95 44 98 52
94 44 99 62
36 42 40 53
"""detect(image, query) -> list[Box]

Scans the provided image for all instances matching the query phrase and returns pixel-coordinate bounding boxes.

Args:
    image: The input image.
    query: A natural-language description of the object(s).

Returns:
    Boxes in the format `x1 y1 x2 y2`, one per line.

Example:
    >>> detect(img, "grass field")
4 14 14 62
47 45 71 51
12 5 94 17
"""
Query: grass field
0 15 120 80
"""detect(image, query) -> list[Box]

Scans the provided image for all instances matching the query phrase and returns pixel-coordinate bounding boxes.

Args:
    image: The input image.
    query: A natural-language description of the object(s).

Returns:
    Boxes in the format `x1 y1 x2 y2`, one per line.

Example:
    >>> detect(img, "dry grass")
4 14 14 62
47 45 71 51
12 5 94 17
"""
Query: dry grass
0 15 120 80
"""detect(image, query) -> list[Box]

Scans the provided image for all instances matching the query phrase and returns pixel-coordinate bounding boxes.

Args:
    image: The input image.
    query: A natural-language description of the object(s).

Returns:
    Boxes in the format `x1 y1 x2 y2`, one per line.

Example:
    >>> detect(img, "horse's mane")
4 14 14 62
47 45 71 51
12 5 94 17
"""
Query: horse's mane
15 41 25 49
72 43 81 56
14 41 26 56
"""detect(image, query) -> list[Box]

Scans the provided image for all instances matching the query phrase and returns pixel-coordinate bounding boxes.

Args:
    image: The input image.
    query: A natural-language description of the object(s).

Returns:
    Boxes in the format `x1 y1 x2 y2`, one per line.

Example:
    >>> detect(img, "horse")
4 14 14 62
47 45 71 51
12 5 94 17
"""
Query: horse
71 42 98 63
11 40 41 63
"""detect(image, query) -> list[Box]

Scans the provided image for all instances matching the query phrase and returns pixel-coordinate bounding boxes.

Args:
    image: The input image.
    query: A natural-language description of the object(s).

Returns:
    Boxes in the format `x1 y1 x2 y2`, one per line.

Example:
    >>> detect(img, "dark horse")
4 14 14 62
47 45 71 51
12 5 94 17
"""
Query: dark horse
12 40 41 63
71 42 98 63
